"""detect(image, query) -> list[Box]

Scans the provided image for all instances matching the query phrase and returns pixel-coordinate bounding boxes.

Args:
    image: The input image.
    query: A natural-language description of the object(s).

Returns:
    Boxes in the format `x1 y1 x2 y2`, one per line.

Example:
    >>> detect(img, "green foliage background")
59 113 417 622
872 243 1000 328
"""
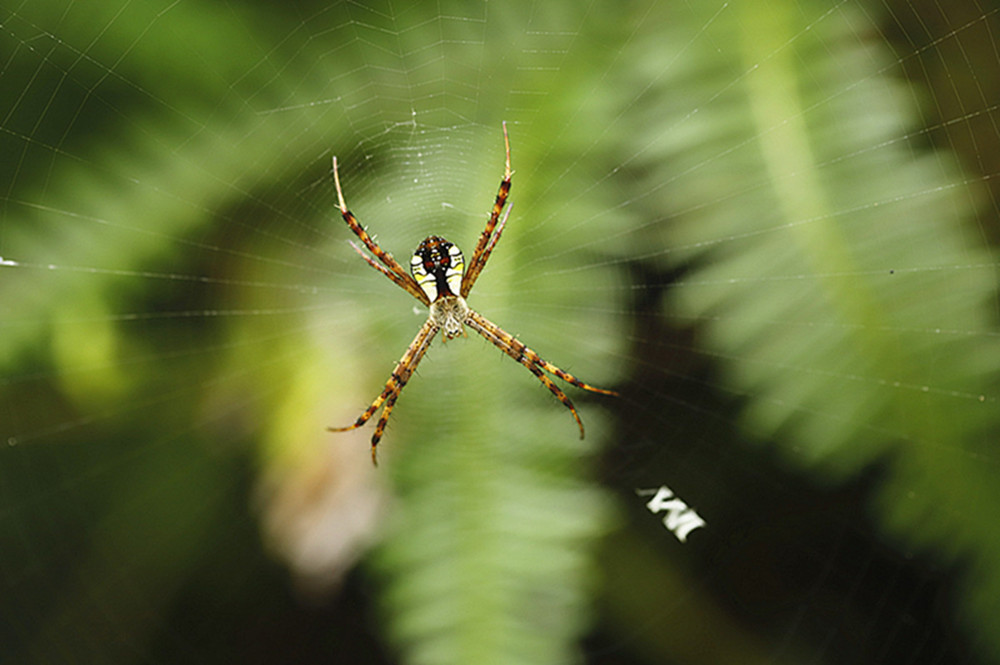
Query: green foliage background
1 0 999 663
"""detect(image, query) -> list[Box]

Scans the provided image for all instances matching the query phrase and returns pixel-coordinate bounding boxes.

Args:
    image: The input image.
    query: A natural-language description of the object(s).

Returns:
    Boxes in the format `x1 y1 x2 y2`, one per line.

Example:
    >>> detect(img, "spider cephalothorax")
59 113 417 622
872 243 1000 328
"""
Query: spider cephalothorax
329 122 616 464
428 294 470 340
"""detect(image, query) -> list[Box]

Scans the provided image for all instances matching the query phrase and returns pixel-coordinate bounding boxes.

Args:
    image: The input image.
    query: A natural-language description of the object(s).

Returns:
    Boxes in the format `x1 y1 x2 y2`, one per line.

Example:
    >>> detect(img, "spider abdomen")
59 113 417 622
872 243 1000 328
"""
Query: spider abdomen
411 236 465 302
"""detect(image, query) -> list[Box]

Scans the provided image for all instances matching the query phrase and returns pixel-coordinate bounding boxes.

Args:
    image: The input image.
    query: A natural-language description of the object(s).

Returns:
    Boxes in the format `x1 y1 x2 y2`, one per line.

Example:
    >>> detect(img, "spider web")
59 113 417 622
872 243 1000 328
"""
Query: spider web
1 1 999 663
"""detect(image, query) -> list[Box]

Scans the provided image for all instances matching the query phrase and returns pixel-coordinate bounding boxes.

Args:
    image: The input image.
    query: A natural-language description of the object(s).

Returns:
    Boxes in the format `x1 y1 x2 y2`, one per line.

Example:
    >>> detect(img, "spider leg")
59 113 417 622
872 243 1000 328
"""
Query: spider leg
346 240 423 297
532 352 618 396
476 201 512 277
370 388 402 466
467 310 618 395
461 121 512 297
467 310 616 438
333 156 430 306
329 318 440 464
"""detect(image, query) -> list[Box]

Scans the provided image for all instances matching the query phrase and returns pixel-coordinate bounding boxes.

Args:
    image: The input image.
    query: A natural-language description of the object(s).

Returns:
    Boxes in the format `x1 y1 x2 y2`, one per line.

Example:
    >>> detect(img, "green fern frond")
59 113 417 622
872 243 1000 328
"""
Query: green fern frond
619 0 1000 655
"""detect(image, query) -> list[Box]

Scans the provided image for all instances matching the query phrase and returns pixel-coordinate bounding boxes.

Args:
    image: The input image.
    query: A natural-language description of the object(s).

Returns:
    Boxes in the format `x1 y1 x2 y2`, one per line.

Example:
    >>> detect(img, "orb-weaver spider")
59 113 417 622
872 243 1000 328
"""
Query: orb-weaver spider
329 123 617 464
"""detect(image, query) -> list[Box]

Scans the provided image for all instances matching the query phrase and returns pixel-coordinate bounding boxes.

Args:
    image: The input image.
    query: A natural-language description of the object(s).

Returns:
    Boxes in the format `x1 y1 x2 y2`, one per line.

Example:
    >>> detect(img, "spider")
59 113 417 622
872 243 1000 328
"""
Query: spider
329 122 617 465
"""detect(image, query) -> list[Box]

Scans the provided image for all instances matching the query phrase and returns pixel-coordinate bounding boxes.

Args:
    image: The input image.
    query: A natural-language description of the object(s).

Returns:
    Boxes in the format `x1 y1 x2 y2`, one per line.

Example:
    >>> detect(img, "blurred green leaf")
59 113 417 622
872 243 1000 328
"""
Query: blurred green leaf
614 0 1000 656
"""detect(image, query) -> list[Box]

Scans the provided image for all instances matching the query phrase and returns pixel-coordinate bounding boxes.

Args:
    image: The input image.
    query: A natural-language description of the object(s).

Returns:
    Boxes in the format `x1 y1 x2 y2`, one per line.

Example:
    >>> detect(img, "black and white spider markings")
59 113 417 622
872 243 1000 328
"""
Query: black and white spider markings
329 123 617 464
